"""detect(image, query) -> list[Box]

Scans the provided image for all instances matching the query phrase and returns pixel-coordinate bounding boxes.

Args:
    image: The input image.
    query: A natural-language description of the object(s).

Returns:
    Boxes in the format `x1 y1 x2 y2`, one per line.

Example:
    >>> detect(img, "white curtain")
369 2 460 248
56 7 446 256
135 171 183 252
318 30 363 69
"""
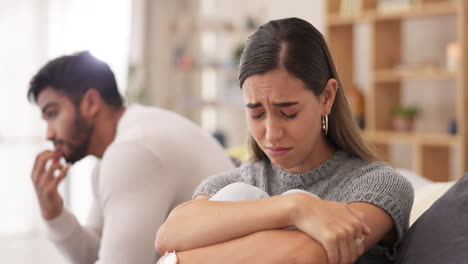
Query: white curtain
0 0 132 237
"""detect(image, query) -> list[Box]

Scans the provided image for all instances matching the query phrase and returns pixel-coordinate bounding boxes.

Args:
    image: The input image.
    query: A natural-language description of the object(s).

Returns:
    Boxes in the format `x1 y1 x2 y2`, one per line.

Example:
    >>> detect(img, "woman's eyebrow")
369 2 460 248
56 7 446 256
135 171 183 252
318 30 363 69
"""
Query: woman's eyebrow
246 103 262 109
272 102 298 107
246 102 298 108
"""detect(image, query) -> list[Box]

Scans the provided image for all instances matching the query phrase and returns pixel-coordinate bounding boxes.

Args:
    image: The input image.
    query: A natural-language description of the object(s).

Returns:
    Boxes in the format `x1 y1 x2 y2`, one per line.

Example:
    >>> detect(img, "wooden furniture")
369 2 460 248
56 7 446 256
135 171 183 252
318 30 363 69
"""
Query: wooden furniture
326 0 468 181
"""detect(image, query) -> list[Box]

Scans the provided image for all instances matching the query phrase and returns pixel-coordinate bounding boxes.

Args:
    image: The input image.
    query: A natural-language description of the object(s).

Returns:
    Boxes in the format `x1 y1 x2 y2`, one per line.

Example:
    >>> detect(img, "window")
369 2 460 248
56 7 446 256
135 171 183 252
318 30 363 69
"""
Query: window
0 0 131 236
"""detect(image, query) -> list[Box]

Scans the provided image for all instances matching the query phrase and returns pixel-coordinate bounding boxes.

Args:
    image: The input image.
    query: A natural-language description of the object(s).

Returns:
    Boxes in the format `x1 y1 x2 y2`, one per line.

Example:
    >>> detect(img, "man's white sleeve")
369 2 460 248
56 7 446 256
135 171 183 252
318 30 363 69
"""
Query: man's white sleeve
45 196 102 264
96 141 175 264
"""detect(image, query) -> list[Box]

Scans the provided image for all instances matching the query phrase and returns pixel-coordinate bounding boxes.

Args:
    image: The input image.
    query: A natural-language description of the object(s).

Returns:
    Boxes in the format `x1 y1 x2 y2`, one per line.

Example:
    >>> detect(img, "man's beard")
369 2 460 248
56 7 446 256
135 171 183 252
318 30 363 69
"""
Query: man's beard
57 113 93 164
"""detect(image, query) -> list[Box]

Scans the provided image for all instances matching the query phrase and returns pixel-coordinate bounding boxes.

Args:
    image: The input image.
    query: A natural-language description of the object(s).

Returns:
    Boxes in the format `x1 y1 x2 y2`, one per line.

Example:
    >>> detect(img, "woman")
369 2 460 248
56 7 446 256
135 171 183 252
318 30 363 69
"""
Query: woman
155 17 414 264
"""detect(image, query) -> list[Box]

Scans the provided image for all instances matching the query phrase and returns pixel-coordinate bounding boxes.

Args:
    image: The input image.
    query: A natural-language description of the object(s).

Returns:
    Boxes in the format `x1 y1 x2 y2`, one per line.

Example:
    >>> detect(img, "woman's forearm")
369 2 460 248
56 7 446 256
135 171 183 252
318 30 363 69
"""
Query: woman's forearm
176 229 327 264
155 194 310 254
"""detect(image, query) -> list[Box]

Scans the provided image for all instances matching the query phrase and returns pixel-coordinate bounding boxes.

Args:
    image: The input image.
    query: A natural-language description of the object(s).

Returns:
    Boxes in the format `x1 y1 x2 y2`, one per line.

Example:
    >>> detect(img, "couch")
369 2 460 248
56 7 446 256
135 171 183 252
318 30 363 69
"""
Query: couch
395 170 468 264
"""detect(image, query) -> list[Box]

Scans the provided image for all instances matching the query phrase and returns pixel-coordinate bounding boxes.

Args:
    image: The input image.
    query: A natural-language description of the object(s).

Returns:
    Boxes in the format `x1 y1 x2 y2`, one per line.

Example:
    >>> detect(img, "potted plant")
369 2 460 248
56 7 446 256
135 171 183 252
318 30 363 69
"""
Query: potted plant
390 105 420 132
232 43 244 66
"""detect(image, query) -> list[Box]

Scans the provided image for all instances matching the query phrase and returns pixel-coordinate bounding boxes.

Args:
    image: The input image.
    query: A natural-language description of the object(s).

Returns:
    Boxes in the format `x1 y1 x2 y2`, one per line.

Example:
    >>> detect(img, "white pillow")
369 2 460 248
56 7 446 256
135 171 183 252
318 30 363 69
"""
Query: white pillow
396 168 432 190
409 181 456 225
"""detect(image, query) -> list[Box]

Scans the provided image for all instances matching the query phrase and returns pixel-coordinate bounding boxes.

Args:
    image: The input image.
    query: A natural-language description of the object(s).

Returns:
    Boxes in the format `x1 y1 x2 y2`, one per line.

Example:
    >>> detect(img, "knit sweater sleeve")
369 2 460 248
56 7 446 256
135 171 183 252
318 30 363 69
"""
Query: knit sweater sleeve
341 162 414 259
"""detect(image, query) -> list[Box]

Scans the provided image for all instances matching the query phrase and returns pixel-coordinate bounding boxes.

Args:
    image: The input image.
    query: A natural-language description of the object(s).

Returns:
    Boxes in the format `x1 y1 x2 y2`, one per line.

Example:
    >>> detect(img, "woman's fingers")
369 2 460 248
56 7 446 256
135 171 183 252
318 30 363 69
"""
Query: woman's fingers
337 230 350 264
292 197 371 264
354 234 366 256
322 233 339 264
347 206 368 261
348 206 371 235
322 229 356 264
324 207 368 264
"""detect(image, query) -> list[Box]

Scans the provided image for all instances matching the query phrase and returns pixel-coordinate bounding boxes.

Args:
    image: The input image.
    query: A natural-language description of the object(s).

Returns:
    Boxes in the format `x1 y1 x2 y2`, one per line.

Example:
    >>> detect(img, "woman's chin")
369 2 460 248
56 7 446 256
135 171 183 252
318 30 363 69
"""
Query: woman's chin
270 158 293 170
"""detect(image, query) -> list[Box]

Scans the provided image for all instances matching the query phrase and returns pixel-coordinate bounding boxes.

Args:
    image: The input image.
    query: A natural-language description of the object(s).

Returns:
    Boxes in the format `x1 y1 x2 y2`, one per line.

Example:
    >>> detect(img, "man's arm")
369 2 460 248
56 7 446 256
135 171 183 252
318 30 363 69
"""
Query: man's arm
97 141 175 263
32 150 102 264
45 203 102 264
176 229 327 264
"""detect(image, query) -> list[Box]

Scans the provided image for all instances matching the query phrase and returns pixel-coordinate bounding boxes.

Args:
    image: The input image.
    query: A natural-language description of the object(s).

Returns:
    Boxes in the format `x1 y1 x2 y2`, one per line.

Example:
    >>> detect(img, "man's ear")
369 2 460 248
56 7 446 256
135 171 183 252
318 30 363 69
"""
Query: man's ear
320 79 338 115
80 89 102 119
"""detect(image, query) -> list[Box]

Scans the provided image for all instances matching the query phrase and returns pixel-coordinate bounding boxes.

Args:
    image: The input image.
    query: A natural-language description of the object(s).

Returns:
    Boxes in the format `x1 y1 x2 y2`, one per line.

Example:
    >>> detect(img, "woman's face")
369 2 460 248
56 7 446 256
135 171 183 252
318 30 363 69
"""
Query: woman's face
242 68 337 173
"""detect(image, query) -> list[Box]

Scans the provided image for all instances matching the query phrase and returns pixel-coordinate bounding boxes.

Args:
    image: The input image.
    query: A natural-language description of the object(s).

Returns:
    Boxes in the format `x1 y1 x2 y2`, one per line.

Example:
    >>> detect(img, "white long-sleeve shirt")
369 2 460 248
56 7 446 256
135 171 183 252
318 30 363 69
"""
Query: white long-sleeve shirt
45 104 235 264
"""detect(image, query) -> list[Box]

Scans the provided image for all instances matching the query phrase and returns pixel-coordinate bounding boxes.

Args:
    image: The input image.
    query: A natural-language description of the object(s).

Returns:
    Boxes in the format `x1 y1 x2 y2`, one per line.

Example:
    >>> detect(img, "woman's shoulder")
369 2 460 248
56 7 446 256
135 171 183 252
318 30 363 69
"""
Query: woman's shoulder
332 151 413 195
335 151 414 198
337 151 400 178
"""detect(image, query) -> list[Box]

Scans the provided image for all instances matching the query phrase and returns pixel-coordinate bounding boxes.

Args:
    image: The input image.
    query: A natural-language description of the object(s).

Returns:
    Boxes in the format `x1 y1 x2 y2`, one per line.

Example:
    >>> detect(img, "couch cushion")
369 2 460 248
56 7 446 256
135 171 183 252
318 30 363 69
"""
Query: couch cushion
396 168 432 190
395 173 468 264
410 181 455 225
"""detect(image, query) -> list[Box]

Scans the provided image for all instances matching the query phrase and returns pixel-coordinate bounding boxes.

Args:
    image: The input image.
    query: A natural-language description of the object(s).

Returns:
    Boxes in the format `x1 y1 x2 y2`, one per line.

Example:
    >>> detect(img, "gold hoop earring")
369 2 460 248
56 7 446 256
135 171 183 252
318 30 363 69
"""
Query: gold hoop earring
322 115 328 136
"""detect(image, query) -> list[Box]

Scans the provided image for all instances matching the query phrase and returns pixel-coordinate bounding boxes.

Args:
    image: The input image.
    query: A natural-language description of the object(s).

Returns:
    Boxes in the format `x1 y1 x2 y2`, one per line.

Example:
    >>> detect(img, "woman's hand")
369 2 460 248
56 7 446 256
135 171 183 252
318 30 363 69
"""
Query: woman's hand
290 193 372 264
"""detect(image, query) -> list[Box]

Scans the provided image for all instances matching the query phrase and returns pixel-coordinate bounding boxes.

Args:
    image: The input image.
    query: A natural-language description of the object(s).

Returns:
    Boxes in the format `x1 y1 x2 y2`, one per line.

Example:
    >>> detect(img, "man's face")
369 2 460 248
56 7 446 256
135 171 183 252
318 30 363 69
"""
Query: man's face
37 87 92 163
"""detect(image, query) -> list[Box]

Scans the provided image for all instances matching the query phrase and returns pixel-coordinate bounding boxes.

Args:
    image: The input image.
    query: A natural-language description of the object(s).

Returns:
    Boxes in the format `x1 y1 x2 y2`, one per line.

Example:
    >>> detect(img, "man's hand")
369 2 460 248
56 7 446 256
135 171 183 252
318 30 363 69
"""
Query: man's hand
31 150 71 220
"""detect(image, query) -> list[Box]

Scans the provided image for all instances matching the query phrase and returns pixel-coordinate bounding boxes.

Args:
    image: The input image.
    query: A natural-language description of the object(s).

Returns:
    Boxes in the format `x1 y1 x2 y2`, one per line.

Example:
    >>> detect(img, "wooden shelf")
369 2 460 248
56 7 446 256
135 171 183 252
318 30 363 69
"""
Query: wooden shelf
374 69 457 83
327 0 468 180
372 2 457 21
327 12 370 26
364 130 458 147
327 2 456 26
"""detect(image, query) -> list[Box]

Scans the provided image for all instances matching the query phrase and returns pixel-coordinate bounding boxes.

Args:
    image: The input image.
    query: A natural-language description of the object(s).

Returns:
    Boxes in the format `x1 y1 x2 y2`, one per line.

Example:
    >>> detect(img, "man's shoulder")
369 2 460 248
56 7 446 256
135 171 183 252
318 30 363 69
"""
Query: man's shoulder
124 104 191 125
118 105 203 140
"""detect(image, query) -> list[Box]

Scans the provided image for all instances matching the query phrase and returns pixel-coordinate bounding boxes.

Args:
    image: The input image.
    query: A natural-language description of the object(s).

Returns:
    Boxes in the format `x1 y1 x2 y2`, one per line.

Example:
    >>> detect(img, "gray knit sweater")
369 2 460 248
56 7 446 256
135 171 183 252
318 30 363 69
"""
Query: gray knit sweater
193 151 414 263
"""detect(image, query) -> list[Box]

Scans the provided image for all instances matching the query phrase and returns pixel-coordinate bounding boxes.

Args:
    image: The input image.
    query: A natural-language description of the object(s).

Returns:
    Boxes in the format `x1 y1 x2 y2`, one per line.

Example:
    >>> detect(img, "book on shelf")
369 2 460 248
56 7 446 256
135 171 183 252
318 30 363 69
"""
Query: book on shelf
339 0 363 16
378 0 413 13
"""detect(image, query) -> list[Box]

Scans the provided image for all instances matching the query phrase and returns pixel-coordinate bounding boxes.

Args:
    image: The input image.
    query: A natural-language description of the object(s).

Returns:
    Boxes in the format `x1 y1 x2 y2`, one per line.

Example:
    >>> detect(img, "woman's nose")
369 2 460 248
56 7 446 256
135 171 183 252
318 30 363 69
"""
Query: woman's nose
265 117 283 143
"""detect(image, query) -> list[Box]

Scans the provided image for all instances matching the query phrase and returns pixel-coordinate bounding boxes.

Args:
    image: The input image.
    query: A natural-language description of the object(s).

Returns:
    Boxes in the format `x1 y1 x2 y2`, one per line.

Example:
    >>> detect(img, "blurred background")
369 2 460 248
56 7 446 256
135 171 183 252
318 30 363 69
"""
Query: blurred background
0 0 464 263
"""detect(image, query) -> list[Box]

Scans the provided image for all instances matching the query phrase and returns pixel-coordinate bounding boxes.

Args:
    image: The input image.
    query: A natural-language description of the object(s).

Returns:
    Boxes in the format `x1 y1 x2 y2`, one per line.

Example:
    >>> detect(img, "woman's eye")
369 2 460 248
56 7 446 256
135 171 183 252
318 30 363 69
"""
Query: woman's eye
281 112 297 119
251 112 265 119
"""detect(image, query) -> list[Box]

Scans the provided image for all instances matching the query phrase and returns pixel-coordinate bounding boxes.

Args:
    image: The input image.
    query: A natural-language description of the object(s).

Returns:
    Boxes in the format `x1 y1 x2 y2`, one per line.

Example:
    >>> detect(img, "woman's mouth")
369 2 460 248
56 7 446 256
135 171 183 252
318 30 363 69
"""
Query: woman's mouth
265 146 292 156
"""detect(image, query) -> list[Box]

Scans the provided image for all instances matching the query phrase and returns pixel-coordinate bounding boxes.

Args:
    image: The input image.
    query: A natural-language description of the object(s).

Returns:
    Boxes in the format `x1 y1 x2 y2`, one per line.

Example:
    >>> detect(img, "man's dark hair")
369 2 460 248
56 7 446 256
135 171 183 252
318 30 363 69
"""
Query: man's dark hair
28 51 123 107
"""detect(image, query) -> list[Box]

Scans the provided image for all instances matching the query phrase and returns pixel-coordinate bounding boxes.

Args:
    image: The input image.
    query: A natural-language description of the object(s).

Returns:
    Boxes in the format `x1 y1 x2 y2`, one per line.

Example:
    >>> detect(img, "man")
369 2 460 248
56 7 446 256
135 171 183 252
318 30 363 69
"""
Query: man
28 51 234 264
